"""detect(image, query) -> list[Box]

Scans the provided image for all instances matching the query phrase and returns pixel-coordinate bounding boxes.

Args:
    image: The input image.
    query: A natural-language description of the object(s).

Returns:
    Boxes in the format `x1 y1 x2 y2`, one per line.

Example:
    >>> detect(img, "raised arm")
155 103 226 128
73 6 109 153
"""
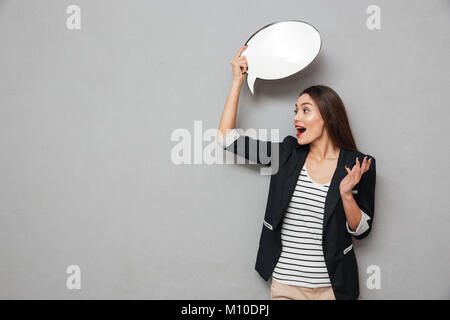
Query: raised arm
216 45 248 143
216 46 288 169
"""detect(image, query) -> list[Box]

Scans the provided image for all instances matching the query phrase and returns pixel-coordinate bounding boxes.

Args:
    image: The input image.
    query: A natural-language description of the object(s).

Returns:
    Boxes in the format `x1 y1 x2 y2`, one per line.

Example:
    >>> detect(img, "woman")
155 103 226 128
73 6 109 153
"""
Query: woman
216 46 376 300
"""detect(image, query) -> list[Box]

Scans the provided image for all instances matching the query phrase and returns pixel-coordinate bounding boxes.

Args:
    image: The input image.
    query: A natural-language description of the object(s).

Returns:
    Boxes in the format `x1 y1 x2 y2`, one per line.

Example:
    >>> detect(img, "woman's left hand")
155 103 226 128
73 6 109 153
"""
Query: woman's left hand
339 156 372 196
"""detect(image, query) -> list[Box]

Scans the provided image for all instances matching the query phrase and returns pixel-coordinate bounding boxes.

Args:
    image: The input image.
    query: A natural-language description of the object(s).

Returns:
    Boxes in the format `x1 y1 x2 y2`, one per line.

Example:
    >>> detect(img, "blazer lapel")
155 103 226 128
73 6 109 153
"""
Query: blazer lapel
273 144 309 229
276 144 350 232
322 148 347 232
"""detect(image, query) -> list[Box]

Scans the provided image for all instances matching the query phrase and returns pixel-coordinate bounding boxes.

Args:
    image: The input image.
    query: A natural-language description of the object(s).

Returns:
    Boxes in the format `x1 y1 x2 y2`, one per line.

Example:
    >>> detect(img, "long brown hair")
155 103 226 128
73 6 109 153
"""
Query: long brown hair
299 85 358 151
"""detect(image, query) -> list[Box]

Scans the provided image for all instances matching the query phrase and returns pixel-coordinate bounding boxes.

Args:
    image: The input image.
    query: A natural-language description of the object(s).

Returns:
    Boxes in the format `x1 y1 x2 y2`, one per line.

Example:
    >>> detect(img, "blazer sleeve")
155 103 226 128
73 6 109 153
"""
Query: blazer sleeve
351 156 377 240
216 128 291 166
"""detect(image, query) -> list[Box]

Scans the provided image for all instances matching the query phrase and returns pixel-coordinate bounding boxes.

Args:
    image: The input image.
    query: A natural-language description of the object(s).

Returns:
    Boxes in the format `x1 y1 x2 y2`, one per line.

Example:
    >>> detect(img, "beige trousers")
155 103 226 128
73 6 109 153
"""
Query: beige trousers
270 278 336 300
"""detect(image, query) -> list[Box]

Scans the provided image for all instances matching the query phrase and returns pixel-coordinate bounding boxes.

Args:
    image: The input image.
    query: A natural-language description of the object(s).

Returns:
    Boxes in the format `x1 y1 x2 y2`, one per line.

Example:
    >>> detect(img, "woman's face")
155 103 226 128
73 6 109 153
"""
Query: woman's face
294 93 325 145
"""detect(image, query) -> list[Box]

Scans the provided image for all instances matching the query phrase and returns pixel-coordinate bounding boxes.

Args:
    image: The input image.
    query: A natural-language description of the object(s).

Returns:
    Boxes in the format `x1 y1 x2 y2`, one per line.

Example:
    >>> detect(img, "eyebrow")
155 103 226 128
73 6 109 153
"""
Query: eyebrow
295 103 313 107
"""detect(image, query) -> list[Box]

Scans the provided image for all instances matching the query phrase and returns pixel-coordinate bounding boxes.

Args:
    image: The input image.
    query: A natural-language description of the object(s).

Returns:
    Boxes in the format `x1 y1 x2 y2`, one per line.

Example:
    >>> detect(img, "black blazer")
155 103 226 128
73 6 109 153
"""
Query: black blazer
223 133 376 300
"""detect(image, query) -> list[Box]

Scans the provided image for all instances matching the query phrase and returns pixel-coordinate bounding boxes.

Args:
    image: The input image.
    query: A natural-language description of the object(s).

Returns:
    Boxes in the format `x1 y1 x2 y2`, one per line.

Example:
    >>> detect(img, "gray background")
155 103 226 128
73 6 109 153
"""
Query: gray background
0 0 449 299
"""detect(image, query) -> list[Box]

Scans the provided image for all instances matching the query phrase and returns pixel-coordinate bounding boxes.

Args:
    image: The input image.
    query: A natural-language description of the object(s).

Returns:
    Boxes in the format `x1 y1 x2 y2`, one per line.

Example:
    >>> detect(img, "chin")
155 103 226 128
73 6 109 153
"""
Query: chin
297 135 311 145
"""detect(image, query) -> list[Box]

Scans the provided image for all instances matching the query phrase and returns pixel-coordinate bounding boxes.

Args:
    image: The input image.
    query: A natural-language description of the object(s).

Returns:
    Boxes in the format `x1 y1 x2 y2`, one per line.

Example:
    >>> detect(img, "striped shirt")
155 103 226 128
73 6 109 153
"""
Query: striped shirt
271 163 332 288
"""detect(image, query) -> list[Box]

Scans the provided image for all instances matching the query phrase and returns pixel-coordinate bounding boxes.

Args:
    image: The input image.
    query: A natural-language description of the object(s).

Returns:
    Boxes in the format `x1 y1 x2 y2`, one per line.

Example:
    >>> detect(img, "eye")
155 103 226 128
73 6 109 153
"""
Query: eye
303 108 309 113
294 108 298 114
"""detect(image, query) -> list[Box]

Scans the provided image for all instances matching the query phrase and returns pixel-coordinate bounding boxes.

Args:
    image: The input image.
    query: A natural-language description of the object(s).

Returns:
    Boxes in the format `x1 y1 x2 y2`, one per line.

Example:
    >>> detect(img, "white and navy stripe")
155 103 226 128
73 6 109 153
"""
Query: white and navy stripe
272 164 332 288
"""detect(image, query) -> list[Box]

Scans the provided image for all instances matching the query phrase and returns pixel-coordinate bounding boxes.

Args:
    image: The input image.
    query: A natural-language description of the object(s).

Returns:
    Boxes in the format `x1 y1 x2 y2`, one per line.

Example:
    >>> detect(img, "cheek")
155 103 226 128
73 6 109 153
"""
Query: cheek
306 116 325 135
305 114 323 128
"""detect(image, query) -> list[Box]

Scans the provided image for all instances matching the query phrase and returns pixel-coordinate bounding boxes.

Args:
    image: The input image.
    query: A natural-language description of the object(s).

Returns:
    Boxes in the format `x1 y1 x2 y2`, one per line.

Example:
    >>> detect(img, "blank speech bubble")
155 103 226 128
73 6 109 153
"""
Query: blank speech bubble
242 20 321 95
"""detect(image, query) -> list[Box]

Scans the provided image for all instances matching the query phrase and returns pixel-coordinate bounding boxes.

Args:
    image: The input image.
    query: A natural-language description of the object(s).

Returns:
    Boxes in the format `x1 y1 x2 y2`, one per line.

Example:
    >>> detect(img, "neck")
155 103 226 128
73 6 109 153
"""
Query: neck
308 140 340 162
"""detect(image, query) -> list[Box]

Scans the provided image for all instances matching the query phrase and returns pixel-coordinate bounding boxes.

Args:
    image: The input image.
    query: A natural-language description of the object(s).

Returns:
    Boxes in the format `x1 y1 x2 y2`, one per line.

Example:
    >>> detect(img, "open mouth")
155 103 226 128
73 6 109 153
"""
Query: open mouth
296 127 306 136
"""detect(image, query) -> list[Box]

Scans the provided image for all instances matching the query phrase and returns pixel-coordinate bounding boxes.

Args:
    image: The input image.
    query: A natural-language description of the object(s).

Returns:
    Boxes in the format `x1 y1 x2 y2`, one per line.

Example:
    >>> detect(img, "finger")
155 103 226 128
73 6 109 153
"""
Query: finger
364 157 371 172
235 47 244 58
235 45 248 58
238 60 248 68
237 57 248 65
237 57 248 67
357 157 364 169
347 165 355 178
351 161 358 173
360 157 369 176
364 157 372 174
361 156 368 172
354 157 361 176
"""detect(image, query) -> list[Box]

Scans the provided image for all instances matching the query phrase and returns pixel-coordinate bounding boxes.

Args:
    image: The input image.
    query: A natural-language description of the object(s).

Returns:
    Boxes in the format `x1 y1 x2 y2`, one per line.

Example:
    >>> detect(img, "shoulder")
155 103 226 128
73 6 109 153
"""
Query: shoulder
282 135 306 150
282 135 297 147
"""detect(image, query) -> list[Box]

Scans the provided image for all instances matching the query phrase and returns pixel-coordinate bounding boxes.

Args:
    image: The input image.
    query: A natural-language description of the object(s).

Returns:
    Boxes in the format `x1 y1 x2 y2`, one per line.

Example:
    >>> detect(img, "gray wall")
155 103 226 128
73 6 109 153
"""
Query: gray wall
0 0 449 299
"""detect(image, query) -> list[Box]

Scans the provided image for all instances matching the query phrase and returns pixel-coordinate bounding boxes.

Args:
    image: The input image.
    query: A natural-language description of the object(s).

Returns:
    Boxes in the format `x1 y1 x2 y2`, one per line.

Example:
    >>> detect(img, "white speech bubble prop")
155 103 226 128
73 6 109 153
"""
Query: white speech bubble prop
242 20 321 95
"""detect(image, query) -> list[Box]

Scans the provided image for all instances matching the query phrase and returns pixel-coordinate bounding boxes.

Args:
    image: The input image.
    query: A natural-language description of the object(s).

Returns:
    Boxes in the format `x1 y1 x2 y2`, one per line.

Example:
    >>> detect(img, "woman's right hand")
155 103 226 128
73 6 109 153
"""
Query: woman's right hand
230 45 248 84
